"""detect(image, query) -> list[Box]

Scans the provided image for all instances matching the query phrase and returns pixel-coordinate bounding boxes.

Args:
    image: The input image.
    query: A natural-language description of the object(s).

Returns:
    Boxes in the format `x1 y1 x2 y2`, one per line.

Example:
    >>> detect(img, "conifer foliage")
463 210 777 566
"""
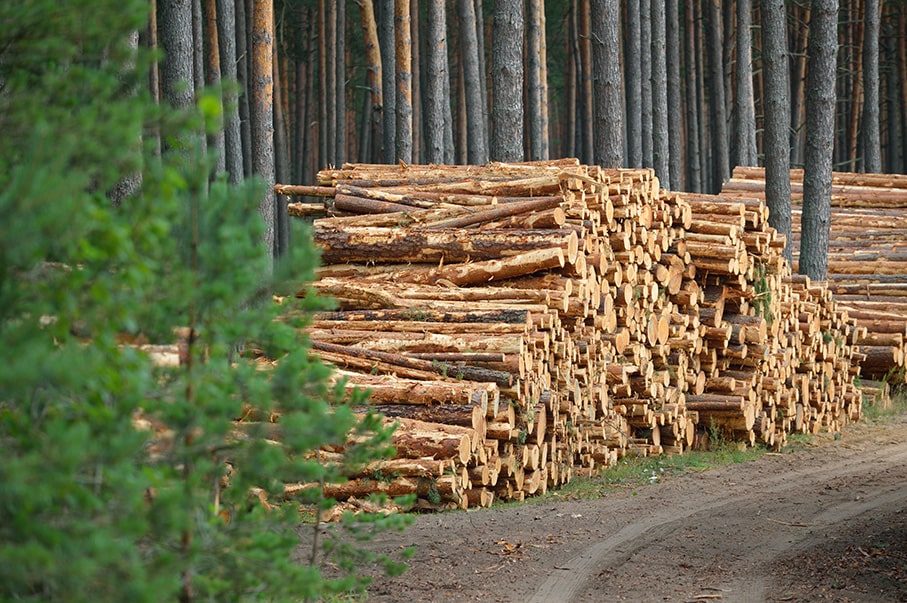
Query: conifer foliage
0 1 408 601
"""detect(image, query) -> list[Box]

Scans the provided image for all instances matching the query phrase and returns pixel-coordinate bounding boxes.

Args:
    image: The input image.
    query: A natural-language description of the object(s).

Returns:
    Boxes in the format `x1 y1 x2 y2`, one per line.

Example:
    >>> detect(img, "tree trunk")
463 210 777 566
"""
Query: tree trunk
337 1 347 166
565 7 577 158
216 0 243 183
526 0 544 161
251 0 276 266
590 0 622 168
394 0 413 163
490 0 524 162
158 0 195 112
790 3 810 167
379 0 396 162
474 0 490 142
410 1 422 164
666 0 682 190
640 0 653 168
650 0 670 185
800 0 839 280
273 41 289 257
578 0 594 164
683 0 702 191
458 0 488 164
203 0 226 177
424 0 449 164
538 4 550 161
325 1 336 165
625 0 642 168
357 0 382 166
760 0 792 263
705 0 730 192
734 0 758 167
862 0 881 173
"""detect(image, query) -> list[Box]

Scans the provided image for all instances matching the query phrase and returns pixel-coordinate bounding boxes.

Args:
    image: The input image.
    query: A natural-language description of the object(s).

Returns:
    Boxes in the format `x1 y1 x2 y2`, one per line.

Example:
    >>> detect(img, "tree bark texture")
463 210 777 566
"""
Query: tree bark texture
862 0 881 172
734 0 758 167
665 0 682 190
203 0 226 177
800 0 839 280
706 0 730 192
625 0 642 168
158 0 195 111
527 0 545 161
760 0 793 263
458 0 488 164
639 0 653 168
424 0 450 164
378 0 396 162
650 0 670 186
335 0 347 166
683 0 702 192
251 0 276 265
216 0 243 183
578 0 594 164
358 0 383 166
394 0 413 163
591 0 622 168
490 0 524 162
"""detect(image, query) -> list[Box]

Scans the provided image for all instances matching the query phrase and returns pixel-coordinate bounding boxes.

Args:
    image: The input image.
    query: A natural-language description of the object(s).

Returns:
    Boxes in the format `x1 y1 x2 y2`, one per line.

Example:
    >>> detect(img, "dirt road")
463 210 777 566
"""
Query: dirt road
357 415 907 602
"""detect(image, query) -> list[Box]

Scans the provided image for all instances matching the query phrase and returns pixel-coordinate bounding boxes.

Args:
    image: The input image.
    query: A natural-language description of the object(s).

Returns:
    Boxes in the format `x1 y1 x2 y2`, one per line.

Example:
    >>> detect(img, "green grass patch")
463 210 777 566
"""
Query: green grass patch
536 444 764 502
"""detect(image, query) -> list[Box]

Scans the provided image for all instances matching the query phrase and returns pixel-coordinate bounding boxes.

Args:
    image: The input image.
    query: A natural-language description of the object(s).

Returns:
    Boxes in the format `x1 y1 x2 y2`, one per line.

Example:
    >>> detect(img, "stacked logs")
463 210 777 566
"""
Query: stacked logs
271 160 862 511
722 166 907 382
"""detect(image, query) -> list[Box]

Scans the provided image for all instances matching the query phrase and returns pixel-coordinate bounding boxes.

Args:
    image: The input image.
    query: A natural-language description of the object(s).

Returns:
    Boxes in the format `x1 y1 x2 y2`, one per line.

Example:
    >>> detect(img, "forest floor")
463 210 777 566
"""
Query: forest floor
337 408 907 602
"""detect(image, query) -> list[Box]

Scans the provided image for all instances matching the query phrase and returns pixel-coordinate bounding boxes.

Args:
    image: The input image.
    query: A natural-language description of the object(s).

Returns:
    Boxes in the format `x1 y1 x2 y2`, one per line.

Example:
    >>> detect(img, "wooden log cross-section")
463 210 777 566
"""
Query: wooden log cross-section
255 159 866 514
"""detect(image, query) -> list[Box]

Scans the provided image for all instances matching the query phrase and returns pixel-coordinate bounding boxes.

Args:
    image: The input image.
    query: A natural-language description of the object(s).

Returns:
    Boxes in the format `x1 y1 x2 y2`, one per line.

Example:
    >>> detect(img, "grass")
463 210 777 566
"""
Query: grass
861 384 907 423
534 442 764 502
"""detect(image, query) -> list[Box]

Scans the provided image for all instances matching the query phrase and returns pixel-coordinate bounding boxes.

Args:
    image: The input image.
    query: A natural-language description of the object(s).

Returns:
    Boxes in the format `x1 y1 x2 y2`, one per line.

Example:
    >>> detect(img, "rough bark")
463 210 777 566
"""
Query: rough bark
650 0 670 185
202 0 226 177
251 0 276 266
800 0 839 280
861 0 881 173
760 0 792 263
458 0 488 164
216 0 243 183
325 1 336 165
335 0 347 166
640 0 653 168
378 0 396 162
625 0 642 168
357 0 382 165
734 0 758 167
705 0 730 192
578 0 594 164
394 0 413 163
158 0 195 111
683 0 702 191
424 0 450 164
490 0 524 162
590 0 622 168
526 0 545 161
665 0 682 190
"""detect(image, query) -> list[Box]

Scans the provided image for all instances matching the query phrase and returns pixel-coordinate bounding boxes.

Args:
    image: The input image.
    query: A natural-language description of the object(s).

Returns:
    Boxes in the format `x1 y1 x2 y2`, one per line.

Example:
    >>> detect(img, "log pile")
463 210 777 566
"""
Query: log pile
271 160 862 511
723 166 907 383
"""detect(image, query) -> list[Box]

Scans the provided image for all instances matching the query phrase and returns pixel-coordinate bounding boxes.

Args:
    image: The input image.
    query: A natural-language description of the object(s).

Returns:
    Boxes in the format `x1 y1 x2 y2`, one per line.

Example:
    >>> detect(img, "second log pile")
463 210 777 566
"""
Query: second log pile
275 159 863 511
723 166 907 383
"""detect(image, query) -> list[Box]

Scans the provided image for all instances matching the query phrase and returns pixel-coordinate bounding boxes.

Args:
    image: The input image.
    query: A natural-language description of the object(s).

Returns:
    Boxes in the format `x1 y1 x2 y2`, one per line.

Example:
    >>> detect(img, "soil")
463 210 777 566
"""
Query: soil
328 414 907 602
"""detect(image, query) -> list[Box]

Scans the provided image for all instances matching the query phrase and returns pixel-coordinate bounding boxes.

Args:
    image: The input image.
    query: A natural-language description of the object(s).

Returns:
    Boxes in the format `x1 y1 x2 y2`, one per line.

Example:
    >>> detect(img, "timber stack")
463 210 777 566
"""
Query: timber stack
269 159 862 512
723 166 907 384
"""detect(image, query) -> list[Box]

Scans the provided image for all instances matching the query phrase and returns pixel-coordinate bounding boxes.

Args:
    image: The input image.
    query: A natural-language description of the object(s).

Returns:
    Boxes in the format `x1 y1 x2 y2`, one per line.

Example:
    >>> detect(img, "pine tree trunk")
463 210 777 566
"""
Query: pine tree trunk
526 0 544 161
159 0 195 111
790 4 810 167
683 0 702 191
760 0 792 263
650 0 670 185
335 0 346 166
578 0 594 164
590 0 622 168
625 0 642 168
705 0 730 192
800 0 839 280
474 0 490 143
325 2 336 165
203 0 226 177
216 0 243 183
411 1 423 164
640 0 653 168
394 0 413 163
424 0 449 164
458 0 487 164
490 0 524 162
862 0 881 173
378 0 396 162
273 42 289 257
666 0 682 190
538 4 550 161
357 0 383 166
734 0 758 167
251 0 276 265
565 8 577 158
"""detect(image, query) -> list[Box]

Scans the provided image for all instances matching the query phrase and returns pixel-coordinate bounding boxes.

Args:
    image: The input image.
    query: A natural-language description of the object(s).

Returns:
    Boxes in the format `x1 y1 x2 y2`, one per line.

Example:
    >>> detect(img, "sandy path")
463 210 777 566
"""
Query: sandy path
352 416 907 602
